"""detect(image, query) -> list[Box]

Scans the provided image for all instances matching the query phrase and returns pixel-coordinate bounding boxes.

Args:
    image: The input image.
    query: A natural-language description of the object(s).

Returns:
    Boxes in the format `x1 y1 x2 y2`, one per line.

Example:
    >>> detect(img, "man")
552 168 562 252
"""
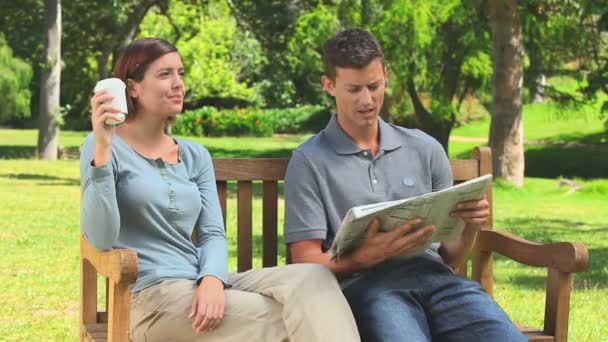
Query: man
284 28 525 341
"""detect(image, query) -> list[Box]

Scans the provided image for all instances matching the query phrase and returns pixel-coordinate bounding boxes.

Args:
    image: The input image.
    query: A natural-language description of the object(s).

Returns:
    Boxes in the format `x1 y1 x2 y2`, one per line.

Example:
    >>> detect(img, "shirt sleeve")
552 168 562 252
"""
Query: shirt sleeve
79 134 121 251
192 146 229 284
283 150 328 244
430 141 453 191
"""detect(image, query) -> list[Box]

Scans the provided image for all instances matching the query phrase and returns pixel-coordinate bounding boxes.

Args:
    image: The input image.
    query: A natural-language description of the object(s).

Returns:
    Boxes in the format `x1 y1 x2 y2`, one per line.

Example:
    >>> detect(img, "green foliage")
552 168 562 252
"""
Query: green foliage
138 1 263 105
264 105 328 134
0 36 33 123
172 107 273 137
286 4 339 105
372 0 491 123
172 105 327 137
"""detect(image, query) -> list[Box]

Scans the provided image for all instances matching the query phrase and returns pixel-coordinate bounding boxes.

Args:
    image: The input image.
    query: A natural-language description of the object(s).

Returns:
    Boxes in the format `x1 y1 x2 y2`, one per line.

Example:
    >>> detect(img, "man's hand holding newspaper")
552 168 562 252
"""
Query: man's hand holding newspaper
330 174 493 261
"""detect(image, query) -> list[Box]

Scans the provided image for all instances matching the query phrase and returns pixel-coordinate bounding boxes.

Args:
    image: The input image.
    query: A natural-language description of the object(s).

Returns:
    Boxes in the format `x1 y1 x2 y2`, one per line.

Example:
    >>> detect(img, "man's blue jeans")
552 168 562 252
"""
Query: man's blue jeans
341 257 526 342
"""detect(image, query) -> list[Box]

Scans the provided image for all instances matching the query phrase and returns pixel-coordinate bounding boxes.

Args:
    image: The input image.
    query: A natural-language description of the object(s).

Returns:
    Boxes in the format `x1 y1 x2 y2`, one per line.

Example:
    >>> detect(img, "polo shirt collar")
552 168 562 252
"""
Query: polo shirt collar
323 113 402 155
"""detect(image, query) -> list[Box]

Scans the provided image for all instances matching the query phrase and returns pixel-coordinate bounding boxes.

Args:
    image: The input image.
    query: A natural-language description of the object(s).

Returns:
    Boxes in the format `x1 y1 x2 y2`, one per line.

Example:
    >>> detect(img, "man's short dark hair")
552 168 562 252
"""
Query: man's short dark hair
322 28 384 81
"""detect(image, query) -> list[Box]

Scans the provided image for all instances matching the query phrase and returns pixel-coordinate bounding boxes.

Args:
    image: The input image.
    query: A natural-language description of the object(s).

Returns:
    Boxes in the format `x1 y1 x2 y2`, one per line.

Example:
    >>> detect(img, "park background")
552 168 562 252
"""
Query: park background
1 0 607 340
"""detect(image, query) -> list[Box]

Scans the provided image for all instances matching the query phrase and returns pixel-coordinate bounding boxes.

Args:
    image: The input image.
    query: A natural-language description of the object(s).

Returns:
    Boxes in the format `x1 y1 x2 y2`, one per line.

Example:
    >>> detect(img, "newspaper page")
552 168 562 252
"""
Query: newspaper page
330 174 493 259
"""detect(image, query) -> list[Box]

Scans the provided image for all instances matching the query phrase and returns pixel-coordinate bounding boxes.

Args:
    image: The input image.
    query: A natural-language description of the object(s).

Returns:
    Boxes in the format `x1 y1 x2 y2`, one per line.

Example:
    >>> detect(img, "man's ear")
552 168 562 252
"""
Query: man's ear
126 79 138 98
321 75 336 97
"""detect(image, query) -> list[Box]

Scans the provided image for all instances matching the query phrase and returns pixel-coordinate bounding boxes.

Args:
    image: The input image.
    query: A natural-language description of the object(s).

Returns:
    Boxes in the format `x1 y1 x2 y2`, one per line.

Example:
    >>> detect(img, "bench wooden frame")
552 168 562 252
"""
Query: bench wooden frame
80 147 588 341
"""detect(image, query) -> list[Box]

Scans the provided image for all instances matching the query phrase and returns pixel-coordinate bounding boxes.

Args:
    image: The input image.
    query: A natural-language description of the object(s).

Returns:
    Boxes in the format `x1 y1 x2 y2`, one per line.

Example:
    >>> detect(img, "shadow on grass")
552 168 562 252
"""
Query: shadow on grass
491 216 608 289
451 131 608 179
544 130 608 145
525 144 608 179
0 145 81 159
0 173 80 186
0 145 36 159
498 217 608 243
495 247 608 290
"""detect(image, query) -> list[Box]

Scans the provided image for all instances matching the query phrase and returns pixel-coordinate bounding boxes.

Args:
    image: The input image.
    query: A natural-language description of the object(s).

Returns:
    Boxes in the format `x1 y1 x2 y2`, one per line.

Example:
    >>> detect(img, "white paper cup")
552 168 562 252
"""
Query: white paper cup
94 78 128 125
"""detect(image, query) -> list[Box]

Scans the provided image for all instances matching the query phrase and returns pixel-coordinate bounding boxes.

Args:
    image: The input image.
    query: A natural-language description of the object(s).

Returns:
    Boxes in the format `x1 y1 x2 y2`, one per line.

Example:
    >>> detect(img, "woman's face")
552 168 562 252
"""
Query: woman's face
130 52 185 118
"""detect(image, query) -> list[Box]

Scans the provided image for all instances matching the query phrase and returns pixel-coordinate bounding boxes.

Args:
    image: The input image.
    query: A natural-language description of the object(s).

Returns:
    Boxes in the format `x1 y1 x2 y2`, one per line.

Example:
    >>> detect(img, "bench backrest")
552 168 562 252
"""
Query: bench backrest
212 146 493 274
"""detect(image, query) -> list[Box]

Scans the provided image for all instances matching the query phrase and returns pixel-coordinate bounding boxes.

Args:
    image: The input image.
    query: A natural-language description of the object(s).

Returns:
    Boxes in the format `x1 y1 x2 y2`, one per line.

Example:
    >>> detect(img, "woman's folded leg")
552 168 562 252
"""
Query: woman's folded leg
130 278 288 342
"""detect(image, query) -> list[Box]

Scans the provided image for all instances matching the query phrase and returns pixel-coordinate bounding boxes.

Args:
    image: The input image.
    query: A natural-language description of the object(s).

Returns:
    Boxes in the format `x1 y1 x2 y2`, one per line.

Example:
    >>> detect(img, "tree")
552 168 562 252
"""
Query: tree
226 0 324 107
489 0 525 186
37 0 61 160
374 0 492 152
0 36 33 124
139 0 264 106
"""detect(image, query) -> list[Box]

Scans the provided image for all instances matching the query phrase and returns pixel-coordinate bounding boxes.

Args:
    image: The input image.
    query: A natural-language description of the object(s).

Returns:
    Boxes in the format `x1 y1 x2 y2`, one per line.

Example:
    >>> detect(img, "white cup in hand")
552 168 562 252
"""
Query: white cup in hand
94 78 128 125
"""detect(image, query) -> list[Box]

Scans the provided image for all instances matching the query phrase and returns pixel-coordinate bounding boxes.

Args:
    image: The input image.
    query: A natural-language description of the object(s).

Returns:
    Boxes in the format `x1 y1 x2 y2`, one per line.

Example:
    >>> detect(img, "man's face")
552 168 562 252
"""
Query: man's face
322 58 387 134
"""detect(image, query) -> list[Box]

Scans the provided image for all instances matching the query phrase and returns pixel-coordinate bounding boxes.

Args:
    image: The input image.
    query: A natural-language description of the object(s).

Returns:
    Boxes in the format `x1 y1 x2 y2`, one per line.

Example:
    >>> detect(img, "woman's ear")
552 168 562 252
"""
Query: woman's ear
126 79 138 98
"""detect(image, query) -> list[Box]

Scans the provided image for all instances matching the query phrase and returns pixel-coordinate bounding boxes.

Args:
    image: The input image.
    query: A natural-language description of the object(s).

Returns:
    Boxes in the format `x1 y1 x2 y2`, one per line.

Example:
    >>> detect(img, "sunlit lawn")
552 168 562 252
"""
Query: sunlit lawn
1 95 607 340
1 158 606 340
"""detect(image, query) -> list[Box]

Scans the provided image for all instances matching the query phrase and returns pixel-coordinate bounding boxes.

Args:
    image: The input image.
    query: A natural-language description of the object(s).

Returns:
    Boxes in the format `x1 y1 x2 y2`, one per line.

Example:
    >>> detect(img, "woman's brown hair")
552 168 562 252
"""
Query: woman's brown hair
112 38 179 119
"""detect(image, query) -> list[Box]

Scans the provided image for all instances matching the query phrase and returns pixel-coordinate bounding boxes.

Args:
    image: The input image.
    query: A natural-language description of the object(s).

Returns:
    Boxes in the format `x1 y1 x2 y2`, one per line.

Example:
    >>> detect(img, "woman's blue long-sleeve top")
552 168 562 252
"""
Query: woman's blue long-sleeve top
80 133 228 293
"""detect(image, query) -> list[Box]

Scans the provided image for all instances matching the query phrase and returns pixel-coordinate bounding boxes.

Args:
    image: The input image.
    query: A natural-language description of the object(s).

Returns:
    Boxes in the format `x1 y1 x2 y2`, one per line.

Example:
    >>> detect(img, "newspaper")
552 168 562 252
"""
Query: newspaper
330 174 493 260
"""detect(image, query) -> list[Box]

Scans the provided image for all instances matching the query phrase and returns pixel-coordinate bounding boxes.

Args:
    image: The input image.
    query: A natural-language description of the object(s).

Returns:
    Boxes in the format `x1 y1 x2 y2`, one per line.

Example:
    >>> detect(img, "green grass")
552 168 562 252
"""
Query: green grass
449 87 608 178
1 76 607 339
1 160 606 340
0 129 312 159
451 102 606 142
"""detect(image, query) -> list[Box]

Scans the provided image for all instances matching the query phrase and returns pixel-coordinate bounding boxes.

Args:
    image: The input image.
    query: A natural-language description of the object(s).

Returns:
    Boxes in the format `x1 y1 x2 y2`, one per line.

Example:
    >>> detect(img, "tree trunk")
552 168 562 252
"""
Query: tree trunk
406 78 453 154
489 0 525 186
37 0 61 160
97 0 160 79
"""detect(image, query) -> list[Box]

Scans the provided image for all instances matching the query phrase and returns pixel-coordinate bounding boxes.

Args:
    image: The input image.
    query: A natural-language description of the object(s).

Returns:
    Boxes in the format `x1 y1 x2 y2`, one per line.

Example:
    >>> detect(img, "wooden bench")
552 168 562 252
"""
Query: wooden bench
80 147 588 341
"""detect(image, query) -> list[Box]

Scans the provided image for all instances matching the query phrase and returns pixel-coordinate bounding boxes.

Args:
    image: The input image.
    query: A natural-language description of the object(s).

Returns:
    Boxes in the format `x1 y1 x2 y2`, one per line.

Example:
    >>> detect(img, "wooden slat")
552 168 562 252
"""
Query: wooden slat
449 159 480 181
237 181 253 271
108 282 131 342
478 230 588 273
469 147 493 288
217 181 227 229
544 268 572 341
262 181 279 267
105 278 109 314
80 256 98 341
80 237 137 284
516 323 554 341
474 146 493 229
83 323 108 341
214 158 289 180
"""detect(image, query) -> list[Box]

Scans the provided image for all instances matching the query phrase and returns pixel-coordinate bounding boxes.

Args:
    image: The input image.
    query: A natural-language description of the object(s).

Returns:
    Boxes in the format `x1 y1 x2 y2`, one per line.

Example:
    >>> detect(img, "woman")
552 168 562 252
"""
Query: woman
80 38 360 342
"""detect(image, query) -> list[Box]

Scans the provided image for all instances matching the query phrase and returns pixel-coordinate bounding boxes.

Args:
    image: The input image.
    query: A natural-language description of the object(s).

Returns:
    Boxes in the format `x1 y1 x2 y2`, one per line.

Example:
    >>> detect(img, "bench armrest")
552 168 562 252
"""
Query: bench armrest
477 230 588 273
81 235 137 285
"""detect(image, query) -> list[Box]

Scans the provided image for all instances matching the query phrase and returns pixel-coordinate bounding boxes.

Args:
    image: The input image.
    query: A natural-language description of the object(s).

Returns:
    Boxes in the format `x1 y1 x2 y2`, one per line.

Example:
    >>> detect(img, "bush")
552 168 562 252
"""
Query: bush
172 105 331 137
0 35 32 124
265 105 328 133
173 107 273 137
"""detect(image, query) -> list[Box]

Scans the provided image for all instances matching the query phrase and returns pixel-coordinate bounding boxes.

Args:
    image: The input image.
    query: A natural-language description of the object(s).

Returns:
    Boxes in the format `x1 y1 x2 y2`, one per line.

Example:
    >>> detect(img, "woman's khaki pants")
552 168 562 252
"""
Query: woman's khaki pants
130 263 361 341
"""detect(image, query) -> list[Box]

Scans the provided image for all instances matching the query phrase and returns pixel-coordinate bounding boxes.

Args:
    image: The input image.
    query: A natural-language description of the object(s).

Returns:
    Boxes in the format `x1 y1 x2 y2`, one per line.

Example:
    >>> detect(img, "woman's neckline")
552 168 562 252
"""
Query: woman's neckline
115 133 182 166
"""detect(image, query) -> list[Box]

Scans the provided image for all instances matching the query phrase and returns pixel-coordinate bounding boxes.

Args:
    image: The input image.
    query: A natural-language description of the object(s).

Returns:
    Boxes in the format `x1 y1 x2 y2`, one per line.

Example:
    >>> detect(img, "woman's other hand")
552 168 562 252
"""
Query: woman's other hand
189 275 226 334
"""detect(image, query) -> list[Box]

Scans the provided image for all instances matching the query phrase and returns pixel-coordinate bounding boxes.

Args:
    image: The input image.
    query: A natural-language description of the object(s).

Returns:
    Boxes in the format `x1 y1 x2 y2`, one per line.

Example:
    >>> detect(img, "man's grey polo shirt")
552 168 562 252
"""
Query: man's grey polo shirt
284 114 453 258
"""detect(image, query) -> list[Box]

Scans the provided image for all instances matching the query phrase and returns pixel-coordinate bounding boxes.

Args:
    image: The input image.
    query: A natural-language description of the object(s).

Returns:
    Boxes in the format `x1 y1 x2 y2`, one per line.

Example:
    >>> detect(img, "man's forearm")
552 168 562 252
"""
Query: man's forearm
291 251 367 278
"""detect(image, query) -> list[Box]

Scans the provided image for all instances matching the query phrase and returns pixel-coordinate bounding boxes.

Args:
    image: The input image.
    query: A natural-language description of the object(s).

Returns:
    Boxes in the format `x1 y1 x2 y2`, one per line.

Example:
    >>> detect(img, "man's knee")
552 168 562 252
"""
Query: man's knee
350 293 431 341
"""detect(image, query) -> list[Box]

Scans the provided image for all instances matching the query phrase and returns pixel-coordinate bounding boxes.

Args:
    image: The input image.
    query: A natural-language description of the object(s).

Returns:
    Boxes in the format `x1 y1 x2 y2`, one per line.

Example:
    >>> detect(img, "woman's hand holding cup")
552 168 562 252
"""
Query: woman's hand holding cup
90 78 129 166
